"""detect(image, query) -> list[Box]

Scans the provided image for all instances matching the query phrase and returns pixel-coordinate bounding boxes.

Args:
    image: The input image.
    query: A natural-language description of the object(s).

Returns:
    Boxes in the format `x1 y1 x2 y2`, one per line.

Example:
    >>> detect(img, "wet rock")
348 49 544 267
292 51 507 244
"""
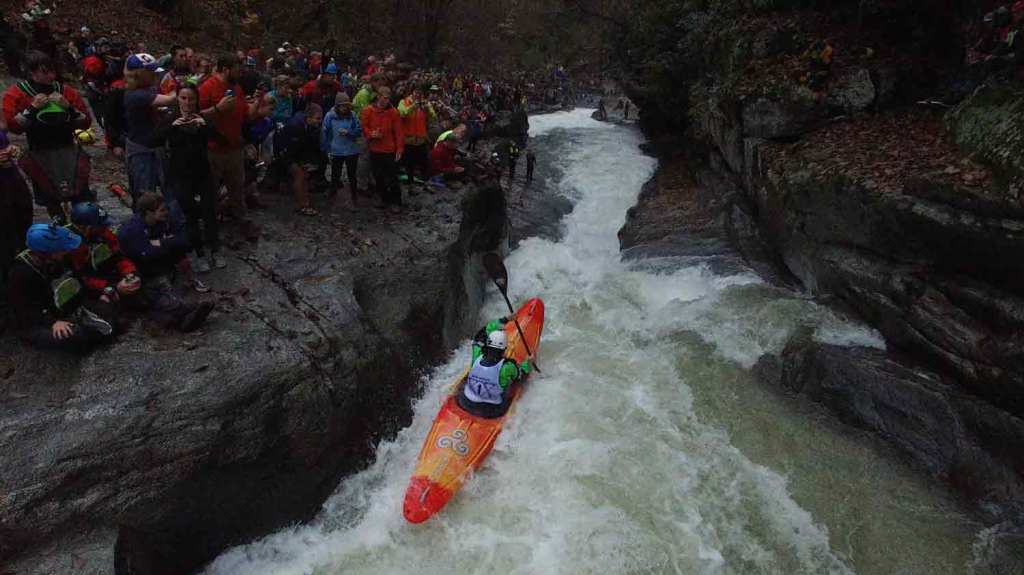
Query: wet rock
0 179 510 573
947 79 1024 196
741 86 822 140
826 67 876 114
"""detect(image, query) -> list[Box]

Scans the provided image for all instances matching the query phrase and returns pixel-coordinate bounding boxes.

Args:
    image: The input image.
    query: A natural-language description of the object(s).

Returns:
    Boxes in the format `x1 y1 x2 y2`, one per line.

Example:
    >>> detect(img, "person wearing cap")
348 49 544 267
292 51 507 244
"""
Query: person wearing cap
239 55 264 96
124 52 177 204
360 86 404 212
2 50 94 219
68 202 143 302
398 84 436 186
198 52 259 242
7 223 116 351
0 129 33 300
300 62 341 111
322 92 362 208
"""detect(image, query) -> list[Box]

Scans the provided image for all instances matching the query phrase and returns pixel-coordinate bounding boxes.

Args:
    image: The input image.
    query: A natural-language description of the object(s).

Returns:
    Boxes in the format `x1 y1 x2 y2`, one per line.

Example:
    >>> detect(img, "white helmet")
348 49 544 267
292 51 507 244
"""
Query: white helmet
486 330 508 351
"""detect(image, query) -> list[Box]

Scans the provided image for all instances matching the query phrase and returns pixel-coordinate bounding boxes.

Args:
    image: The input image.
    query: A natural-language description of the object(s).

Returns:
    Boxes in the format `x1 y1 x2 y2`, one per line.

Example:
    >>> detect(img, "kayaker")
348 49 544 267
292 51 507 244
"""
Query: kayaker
457 318 531 419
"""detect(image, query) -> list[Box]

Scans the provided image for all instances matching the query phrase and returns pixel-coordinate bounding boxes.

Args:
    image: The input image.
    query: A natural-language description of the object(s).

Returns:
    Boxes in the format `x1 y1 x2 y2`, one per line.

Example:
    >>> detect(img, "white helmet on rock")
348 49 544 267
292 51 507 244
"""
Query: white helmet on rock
486 330 508 351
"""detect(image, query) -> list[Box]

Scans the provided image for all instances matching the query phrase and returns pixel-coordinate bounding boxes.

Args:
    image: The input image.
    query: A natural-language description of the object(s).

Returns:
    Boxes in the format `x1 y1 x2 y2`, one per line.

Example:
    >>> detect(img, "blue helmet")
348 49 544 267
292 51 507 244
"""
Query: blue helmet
70 202 111 227
26 223 82 253
325 62 338 75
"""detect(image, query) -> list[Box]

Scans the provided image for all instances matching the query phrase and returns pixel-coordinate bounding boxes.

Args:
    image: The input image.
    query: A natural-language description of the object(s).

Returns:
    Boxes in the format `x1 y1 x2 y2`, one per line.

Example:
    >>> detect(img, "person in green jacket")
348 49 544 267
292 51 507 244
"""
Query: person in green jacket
352 74 383 116
457 317 531 419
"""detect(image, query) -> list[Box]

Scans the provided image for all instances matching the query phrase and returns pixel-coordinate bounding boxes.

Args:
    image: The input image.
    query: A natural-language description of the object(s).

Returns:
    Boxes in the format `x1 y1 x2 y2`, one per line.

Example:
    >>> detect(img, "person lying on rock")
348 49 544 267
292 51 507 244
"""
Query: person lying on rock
117 192 214 332
7 223 115 352
456 318 531 419
68 202 143 308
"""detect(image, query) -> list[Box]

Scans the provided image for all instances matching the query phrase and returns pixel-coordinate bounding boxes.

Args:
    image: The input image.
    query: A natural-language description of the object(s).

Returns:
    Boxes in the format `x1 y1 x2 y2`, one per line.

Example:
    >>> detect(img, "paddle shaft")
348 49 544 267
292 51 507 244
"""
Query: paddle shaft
497 287 541 374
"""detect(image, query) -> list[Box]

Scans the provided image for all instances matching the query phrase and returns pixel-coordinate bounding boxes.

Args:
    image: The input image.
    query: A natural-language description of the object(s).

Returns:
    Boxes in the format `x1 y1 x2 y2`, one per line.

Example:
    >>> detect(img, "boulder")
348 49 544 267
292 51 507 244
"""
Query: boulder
755 338 1024 518
0 182 509 574
826 67 876 114
947 79 1024 199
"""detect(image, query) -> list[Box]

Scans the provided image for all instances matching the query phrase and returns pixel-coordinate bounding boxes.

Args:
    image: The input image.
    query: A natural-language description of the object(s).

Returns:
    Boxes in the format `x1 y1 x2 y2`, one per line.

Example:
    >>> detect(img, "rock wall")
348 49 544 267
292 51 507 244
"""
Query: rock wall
0 183 508 574
615 8 1024 539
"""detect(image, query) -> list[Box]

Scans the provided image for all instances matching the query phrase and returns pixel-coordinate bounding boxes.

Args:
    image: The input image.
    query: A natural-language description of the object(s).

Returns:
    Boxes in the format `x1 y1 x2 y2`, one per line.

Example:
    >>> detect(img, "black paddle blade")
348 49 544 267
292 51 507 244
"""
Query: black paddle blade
483 253 508 290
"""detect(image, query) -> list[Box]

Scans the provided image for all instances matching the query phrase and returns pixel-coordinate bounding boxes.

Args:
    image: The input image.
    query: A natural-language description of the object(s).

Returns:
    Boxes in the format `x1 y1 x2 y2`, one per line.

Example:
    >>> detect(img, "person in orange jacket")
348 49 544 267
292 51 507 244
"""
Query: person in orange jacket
360 86 404 212
398 84 436 185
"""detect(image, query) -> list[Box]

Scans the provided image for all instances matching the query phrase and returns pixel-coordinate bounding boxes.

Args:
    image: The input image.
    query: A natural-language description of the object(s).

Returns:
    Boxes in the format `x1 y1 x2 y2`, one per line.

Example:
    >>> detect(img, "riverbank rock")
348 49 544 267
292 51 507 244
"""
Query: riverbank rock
0 176 509 574
754 338 1024 514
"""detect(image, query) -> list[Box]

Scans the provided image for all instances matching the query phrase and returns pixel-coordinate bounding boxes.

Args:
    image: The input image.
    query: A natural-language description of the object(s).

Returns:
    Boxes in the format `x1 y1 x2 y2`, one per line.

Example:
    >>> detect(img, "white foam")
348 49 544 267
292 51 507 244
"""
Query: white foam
205 108 918 575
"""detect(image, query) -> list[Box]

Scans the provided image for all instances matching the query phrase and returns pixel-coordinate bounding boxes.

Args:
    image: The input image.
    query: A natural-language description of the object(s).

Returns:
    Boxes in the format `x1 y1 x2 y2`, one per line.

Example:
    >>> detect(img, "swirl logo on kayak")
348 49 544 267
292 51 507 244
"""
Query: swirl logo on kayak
436 429 470 456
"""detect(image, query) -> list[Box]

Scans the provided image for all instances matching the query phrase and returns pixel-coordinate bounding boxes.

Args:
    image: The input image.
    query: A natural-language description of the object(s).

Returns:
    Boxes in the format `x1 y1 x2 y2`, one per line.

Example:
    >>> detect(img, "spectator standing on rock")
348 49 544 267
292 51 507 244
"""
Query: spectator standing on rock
199 53 259 242
322 92 362 209
352 73 382 116
8 223 115 351
269 74 295 125
159 45 191 95
124 53 177 204
2 50 94 221
167 84 223 273
0 130 33 304
398 84 436 186
301 62 341 111
117 192 214 330
360 86 405 213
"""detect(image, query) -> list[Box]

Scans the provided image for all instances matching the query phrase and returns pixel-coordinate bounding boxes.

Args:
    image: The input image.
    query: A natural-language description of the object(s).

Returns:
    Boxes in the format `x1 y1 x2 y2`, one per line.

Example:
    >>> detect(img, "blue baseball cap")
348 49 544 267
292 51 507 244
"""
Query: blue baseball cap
325 63 338 75
126 53 164 73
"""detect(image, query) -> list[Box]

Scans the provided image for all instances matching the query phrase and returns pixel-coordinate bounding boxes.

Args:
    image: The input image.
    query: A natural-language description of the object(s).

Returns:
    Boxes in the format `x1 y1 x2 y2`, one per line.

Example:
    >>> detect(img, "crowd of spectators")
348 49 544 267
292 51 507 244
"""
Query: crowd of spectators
1 11 583 355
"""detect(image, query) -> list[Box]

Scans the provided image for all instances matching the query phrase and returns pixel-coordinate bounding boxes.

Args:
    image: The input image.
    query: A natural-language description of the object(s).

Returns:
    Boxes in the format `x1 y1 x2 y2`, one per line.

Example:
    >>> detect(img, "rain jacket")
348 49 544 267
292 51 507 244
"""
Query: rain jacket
321 108 362 157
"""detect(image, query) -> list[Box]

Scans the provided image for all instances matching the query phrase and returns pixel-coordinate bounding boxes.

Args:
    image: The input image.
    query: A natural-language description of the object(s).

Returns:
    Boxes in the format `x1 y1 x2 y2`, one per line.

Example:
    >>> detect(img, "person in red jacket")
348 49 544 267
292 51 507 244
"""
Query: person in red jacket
198 52 259 241
67 202 142 303
360 86 404 212
430 136 465 183
2 50 94 220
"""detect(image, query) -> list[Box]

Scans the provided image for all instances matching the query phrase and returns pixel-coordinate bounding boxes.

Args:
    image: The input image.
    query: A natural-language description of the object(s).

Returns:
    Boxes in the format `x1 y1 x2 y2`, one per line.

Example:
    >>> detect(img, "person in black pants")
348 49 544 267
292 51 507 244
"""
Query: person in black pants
166 85 221 273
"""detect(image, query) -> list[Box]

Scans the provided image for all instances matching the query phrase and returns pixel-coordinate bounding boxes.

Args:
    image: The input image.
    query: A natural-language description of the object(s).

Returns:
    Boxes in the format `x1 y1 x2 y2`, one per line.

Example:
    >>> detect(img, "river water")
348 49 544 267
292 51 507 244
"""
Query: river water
205 109 984 575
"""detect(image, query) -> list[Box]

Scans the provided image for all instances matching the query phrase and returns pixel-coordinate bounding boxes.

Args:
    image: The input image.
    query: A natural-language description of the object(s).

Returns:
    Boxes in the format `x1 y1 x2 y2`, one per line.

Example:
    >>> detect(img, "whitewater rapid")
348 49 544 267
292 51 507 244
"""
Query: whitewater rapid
205 109 980 575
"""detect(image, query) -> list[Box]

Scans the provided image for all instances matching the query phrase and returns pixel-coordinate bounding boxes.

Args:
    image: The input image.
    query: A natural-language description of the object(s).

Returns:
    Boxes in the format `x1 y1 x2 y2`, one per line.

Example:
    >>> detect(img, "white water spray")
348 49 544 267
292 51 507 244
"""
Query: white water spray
206 110 978 575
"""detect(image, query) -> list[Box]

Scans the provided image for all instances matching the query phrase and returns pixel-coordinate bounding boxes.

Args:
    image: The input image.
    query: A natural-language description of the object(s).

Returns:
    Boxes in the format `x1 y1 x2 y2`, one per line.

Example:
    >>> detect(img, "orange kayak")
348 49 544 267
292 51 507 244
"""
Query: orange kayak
403 298 545 524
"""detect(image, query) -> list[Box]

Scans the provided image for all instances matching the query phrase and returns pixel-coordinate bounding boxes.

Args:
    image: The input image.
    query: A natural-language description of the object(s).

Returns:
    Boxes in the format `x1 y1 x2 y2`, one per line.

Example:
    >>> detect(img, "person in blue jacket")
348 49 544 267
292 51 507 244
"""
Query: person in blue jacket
117 192 213 332
321 92 362 209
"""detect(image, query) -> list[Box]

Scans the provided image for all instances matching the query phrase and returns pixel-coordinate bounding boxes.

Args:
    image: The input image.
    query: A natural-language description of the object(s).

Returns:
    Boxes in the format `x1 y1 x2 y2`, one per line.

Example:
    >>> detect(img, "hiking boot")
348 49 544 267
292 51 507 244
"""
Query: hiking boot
193 278 211 293
178 301 214 333
77 307 114 336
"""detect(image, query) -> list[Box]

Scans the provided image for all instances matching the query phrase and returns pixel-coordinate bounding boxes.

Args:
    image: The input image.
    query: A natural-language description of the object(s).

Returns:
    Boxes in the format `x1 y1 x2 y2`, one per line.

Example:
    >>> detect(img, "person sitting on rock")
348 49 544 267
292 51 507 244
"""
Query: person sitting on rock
117 192 213 332
429 133 466 187
68 201 143 306
456 318 531 419
7 223 115 351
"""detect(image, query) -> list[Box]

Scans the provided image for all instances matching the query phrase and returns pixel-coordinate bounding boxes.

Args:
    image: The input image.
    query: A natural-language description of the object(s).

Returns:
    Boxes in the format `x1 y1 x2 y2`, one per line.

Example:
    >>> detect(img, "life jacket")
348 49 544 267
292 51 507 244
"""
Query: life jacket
463 356 505 405
16 250 82 313
18 80 70 125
